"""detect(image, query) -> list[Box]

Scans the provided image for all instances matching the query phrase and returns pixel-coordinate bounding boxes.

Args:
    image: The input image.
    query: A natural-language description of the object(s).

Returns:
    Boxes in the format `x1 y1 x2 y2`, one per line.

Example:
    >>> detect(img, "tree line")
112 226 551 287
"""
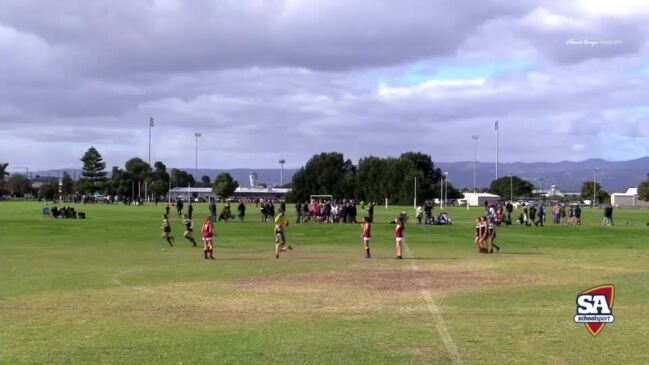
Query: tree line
288 152 461 204
0 147 239 200
2 149 649 204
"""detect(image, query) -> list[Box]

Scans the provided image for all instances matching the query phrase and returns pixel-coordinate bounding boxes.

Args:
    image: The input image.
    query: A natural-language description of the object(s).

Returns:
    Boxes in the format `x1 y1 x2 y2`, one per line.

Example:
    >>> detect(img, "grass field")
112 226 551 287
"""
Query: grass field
1 201 648 364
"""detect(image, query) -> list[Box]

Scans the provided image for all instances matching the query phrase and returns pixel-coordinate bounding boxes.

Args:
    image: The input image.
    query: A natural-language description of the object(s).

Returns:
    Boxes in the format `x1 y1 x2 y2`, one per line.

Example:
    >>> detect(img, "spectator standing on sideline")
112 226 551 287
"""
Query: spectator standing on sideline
176 199 184 218
295 202 302 224
268 201 275 220
424 201 433 224
535 205 545 226
416 206 423 224
209 199 217 223
575 205 582 225
237 200 246 222
603 204 614 226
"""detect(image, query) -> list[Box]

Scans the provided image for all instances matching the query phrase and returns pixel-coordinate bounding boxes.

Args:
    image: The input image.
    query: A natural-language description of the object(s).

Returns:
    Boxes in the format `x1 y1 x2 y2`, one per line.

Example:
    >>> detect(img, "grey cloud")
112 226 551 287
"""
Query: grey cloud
0 0 535 75
1 1 648 170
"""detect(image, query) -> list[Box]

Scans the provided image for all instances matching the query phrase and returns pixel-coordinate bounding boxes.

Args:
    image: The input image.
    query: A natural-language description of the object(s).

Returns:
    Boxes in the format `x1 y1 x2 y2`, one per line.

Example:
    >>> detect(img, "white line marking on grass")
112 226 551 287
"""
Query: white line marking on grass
111 269 153 294
403 242 463 365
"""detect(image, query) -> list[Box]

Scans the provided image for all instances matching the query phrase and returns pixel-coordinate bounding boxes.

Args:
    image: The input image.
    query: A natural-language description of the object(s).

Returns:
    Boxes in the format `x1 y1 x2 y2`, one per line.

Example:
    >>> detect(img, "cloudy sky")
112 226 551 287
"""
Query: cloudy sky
1 0 648 171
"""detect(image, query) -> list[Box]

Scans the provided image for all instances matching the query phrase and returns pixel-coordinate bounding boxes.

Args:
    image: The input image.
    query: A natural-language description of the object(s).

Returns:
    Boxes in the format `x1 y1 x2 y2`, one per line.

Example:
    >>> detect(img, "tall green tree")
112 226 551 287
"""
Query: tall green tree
290 152 355 202
201 175 212 187
355 156 390 202
125 157 151 181
0 162 8 194
580 181 609 204
399 152 442 200
213 173 239 199
38 179 59 200
149 161 170 198
354 152 450 204
123 157 152 198
489 176 534 199
0 162 8 184
109 166 133 197
8 174 31 197
170 169 195 188
78 147 108 193
291 151 454 204
61 172 75 195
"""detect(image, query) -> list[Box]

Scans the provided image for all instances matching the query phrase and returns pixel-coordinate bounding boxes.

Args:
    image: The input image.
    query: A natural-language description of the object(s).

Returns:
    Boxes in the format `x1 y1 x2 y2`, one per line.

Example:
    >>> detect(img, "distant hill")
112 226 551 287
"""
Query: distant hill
32 157 648 193
437 157 649 192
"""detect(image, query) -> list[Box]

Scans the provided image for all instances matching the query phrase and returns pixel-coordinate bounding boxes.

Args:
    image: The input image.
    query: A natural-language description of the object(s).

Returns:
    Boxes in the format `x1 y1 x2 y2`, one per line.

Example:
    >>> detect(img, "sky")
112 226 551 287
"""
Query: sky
1 0 648 172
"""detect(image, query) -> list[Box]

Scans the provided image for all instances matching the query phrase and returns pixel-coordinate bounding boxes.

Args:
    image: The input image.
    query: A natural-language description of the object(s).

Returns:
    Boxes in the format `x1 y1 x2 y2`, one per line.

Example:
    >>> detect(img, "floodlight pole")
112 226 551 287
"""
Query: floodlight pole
148 118 154 167
510 174 513 202
147 118 154 202
444 171 449 207
593 168 598 208
279 159 285 186
414 176 417 208
440 173 447 210
495 120 499 180
194 132 202 186
472 135 479 193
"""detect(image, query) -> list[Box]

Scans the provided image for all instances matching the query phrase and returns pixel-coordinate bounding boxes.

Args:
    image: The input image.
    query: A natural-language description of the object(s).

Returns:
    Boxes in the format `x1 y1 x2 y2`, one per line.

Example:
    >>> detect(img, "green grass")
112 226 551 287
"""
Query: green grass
1 202 648 364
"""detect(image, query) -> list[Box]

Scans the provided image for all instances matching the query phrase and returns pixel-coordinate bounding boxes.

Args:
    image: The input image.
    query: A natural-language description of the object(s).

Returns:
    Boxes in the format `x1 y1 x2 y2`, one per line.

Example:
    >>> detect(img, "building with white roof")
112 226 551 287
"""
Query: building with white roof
461 192 502 207
611 188 649 207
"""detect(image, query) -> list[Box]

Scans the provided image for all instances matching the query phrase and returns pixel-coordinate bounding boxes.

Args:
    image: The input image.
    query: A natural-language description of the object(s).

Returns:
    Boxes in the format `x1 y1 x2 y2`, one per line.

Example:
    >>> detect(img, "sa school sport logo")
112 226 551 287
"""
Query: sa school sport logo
574 285 615 336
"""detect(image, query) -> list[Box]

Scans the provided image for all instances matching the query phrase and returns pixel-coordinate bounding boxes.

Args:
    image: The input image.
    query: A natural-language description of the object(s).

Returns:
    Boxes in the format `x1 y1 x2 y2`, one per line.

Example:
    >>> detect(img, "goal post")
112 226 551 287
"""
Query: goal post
310 195 334 202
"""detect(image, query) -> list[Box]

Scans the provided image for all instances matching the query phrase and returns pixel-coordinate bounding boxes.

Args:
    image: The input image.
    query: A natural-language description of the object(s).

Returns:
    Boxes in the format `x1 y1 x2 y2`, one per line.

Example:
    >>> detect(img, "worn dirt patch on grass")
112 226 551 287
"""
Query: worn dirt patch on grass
2 266 528 328
235 267 518 295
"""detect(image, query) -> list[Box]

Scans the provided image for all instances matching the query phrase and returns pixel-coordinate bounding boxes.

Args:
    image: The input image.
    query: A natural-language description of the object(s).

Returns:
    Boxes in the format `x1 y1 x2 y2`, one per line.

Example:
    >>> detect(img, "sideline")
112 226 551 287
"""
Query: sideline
403 242 463 365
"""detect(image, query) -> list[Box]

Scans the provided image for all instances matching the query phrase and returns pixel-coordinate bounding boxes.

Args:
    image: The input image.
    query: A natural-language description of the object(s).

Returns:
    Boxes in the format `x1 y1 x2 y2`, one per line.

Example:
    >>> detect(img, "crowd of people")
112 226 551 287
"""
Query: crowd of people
550 203 582 225
294 199 373 224
43 205 85 219
259 199 276 222
415 200 452 225
474 215 500 254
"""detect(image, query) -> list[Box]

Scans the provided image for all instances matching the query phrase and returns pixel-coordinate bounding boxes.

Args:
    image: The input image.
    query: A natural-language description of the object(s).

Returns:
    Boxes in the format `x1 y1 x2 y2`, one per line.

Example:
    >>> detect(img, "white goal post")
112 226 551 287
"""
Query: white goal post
310 195 334 202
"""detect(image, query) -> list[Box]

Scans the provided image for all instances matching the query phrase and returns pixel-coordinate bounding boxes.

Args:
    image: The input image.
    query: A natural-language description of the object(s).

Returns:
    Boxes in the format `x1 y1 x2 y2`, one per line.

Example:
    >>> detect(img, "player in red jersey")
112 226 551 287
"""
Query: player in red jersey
201 217 215 259
360 216 372 259
394 216 405 259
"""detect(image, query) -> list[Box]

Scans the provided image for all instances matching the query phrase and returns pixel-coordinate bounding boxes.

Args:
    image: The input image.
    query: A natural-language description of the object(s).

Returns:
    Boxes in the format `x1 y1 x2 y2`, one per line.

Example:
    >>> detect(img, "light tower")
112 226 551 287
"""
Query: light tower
249 171 258 188
279 159 286 186
194 132 201 183
472 135 479 192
